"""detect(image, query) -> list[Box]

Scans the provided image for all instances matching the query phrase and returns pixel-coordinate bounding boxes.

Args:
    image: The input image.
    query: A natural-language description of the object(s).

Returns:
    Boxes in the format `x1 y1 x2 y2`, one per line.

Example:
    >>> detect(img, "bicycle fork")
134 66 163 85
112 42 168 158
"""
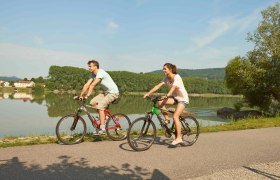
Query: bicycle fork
70 114 80 131
140 120 150 136
132 118 151 148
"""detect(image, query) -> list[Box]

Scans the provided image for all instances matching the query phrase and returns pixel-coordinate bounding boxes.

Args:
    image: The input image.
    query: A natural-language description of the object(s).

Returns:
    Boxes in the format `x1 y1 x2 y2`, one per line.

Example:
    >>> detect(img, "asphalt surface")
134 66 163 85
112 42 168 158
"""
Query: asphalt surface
0 127 280 180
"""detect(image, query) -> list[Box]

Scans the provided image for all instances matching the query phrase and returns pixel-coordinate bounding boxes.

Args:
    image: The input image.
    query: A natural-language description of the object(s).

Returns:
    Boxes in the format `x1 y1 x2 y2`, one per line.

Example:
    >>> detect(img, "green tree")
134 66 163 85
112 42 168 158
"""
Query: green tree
225 2 280 113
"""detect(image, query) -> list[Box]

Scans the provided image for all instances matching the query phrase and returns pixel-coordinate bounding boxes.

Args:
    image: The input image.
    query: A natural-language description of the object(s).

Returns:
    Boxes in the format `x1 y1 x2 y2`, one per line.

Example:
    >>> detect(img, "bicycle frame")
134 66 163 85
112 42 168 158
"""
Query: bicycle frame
146 102 174 135
74 101 121 130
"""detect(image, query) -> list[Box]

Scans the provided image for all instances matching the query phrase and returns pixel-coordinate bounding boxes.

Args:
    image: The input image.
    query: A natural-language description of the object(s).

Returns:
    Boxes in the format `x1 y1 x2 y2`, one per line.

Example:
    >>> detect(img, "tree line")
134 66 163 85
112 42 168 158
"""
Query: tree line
225 2 280 115
44 66 230 94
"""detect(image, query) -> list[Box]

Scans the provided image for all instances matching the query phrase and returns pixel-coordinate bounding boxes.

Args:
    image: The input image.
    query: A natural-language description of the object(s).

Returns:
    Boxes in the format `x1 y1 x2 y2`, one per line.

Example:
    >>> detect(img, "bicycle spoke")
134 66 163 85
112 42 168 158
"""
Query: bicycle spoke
56 115 86 145
127 117 156 151
106 113 131 141
180 116 199 145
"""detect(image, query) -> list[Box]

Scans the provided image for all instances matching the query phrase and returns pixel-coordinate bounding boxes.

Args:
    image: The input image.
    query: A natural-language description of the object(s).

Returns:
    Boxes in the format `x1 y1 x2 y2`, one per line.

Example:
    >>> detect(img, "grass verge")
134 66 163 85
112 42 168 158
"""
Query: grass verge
1 117 280 148
200 116 280 133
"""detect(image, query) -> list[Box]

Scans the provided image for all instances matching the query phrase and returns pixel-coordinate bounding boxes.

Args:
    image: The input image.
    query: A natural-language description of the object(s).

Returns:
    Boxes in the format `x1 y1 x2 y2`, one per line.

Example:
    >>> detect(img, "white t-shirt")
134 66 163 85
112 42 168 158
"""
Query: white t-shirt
163 74 189 103
90 69 119 94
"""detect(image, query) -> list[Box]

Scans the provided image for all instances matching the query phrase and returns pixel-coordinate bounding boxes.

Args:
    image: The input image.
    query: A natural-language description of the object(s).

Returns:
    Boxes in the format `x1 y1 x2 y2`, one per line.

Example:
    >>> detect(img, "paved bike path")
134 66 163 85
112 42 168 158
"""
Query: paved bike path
0 127 280 179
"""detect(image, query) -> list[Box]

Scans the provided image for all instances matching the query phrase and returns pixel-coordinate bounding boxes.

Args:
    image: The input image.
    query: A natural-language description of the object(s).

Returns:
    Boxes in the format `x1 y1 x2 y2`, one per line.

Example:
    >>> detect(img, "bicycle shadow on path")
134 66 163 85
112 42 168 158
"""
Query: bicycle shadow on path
0 156 170 180
119 137 194 151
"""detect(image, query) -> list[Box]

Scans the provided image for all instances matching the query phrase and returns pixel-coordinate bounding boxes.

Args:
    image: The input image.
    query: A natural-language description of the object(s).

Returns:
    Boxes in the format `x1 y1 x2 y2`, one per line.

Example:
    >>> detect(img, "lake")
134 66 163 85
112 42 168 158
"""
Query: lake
0 92 241 137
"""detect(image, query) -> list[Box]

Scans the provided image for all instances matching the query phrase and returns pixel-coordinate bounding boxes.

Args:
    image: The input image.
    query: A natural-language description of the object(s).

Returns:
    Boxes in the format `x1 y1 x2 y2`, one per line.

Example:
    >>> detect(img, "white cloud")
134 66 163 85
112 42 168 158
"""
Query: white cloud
0 43 95 78
237 8 261 33
188 6 263 54
193 17 233 50
33 36 45 46
0 43 162 78
108 21 119 29
110 53 165 72
106 20 119 33
181 46 241 69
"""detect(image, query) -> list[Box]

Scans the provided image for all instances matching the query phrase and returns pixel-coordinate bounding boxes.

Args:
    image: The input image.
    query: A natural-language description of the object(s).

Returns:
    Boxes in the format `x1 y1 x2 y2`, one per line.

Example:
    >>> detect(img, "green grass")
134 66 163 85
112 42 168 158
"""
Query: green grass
0 136 57 148
1 117 280 148
200 116 280 133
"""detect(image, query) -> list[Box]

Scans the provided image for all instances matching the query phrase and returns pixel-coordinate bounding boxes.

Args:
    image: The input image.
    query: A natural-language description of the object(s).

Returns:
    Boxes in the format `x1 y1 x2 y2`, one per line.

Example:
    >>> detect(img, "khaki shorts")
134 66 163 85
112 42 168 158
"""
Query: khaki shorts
90 93 119 110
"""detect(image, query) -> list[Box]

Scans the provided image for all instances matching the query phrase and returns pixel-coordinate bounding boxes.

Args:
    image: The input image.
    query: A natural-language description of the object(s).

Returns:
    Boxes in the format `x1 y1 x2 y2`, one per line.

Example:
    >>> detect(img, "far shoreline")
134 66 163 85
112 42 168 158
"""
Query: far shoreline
0 87 242 98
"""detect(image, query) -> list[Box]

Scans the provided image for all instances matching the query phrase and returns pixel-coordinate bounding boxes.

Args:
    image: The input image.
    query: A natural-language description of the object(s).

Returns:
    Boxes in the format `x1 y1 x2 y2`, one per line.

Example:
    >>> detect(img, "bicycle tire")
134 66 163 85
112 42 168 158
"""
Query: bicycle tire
127 117 156 151
105 113 131 141
56 114 87 145
180 115 199 145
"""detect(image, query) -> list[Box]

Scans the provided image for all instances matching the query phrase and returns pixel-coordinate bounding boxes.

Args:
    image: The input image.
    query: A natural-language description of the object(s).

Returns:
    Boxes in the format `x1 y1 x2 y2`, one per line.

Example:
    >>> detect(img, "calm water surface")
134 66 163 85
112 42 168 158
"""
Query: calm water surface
0 92 241 137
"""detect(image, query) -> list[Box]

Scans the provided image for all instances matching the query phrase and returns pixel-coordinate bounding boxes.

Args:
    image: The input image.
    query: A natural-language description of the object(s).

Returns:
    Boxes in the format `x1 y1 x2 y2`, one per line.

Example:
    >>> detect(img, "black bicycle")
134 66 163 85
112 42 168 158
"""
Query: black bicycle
127 96 199 151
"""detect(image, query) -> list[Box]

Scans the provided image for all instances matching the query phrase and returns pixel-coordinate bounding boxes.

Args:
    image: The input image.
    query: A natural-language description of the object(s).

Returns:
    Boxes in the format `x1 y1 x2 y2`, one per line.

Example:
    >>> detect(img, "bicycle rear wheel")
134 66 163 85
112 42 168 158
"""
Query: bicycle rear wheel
56 114 87 145
180 115 199 145
127 117 156 151
105 113 131 141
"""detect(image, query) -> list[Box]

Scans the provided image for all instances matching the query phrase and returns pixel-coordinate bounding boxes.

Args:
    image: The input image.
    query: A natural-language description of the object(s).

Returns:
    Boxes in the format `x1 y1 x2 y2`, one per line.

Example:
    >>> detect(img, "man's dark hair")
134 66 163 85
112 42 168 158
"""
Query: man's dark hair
88 60 99 68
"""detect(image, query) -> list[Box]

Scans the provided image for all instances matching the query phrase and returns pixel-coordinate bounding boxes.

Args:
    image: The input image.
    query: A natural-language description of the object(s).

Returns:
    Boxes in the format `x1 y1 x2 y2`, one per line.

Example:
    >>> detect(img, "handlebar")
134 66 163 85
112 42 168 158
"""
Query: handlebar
145 95 174 103
73 96 87 106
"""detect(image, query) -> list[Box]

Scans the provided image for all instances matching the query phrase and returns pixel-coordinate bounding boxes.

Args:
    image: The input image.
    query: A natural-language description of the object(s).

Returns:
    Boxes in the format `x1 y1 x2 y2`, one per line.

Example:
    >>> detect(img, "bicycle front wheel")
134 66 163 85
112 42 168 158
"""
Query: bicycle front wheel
106 113 131 141
56 114 87 145
127 117 156 151
180 115 199 145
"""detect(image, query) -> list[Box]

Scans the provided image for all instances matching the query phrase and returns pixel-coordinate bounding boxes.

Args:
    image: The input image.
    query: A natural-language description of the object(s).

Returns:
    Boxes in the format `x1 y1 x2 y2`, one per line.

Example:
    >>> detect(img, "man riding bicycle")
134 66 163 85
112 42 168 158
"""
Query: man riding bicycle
79 60 119 134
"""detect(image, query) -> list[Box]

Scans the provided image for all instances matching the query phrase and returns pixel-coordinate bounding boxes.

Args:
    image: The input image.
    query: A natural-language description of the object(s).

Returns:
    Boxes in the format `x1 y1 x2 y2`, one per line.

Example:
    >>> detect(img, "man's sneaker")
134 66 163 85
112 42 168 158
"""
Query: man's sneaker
171 139 183 146
93 129 106 135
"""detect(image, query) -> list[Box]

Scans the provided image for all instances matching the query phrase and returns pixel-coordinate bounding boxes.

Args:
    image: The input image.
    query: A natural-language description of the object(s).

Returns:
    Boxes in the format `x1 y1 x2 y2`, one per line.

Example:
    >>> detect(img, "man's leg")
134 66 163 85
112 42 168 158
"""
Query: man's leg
96 93 119 131
98 109 106 131
90 93 106 133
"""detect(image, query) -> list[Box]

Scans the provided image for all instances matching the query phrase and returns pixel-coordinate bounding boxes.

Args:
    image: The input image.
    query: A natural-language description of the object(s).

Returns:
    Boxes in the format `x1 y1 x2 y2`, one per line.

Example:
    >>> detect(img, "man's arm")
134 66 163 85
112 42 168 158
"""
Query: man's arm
79 79 93 97
85 78 101 98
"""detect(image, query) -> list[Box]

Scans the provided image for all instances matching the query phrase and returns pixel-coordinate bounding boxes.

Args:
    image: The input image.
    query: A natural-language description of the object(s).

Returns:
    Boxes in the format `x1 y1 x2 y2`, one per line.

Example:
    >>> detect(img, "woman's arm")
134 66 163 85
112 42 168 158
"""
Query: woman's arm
144 82 165 98
166 85 177 97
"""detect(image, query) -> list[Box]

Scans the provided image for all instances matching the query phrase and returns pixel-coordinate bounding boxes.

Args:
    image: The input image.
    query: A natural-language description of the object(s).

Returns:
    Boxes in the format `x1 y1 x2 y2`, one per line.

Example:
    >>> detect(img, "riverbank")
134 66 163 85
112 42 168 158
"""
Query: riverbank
1 116 279 148
122 91 242 97
1 87 241 98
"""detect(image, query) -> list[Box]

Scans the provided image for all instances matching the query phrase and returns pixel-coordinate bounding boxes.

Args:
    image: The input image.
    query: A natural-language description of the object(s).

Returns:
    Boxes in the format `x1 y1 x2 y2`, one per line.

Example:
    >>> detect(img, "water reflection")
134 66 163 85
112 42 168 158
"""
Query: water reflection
0 92 242 118
0 92 242 137
0 92 33 100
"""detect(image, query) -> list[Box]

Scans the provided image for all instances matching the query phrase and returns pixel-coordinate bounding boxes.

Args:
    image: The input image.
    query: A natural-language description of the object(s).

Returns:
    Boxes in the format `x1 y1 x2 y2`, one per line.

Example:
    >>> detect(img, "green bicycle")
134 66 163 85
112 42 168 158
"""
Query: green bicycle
127 96 199 151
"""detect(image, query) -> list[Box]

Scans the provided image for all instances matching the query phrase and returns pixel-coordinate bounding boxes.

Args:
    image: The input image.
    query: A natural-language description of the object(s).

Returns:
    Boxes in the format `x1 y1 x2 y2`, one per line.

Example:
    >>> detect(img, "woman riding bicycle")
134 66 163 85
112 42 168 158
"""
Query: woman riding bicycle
143 63 189 145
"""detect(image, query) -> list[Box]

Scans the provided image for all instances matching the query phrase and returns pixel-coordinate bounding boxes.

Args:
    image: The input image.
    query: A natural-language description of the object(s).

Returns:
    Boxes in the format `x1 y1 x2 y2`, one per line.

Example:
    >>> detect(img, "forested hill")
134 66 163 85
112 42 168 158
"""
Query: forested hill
149 68 225 80
46 65 230 94
0 76 21 81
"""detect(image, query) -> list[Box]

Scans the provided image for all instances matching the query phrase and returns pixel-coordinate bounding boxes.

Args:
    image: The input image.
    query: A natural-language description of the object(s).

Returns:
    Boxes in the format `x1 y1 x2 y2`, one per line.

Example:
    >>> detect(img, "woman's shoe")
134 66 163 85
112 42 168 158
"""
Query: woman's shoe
171 139 183 145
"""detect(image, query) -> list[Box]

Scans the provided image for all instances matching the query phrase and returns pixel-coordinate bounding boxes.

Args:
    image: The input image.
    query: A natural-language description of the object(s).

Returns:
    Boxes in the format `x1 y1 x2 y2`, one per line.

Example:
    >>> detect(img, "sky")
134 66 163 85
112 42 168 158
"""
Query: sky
0 0 277 79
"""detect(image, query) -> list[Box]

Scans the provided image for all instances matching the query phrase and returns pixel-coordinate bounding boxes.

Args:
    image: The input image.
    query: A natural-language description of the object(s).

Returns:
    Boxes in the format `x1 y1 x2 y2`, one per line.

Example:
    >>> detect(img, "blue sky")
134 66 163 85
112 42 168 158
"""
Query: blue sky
0 0 277 79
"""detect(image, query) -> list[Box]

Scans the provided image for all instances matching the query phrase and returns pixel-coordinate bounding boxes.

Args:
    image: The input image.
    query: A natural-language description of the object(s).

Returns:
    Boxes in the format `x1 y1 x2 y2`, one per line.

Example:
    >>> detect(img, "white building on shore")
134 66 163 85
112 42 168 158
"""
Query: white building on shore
14 80 35 88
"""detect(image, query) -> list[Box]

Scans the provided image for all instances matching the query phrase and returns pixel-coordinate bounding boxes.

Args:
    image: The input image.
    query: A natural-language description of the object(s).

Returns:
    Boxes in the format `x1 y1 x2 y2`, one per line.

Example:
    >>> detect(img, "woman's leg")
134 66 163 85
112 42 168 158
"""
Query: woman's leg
158 97 175 123
173 103 185 141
